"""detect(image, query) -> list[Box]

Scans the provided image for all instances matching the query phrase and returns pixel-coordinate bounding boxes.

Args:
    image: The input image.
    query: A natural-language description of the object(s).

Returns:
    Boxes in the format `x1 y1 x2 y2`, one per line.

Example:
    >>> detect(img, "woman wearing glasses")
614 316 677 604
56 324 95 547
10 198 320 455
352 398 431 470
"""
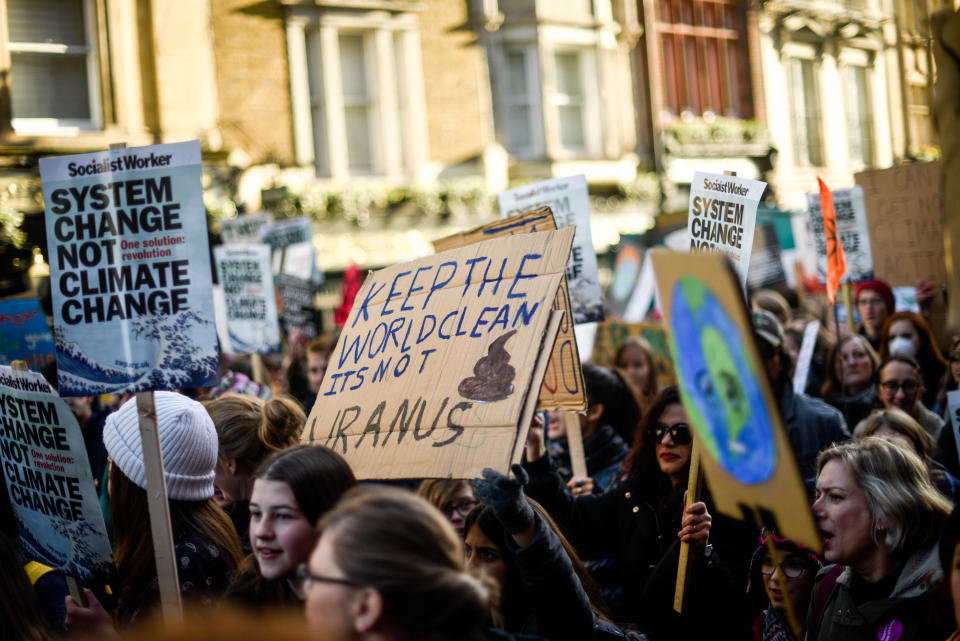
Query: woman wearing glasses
225 445 356 609
522 386 755 637
417 479 477 539
866 356 945 440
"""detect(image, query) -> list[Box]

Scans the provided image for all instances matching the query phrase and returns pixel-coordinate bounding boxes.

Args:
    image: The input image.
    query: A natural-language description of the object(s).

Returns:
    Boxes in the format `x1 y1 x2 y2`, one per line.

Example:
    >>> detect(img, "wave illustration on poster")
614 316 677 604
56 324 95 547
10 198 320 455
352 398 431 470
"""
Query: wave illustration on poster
53 311 218 396
16 513 115 584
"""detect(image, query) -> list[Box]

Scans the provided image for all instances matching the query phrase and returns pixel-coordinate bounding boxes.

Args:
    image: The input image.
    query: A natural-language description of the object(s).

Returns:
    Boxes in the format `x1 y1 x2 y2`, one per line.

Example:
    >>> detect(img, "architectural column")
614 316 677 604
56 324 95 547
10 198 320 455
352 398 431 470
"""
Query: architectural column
319 24 348 181
286 16 314 167
398 28 429 184
374 28 402 179
818 41 847 171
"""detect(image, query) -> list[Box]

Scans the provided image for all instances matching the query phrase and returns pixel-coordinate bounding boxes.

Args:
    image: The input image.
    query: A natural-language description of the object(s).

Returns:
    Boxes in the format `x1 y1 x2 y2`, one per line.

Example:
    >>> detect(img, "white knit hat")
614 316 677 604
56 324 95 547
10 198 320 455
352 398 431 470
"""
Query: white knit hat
103 392 218 501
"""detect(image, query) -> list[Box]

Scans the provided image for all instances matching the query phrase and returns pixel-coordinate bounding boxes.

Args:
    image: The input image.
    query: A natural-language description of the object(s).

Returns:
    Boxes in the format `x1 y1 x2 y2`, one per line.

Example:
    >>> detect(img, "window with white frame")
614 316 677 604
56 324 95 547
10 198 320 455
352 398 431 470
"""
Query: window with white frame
788 57 824 167
298 16 419 180
552 51 587 150
505 47 536 153
842 63 874 169
6 0 101 134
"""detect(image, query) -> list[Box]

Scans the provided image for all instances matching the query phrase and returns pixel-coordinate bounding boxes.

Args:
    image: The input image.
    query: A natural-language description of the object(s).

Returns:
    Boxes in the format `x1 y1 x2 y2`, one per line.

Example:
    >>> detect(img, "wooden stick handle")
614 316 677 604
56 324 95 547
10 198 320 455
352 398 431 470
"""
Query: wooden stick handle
673 442 702 613
564 412 588 479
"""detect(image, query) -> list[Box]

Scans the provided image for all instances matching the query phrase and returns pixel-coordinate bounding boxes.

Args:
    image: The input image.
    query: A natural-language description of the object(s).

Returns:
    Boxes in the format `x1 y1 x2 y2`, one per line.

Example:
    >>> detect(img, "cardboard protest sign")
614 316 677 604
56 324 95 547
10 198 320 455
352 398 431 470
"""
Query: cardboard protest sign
650 249 820 549
806 186 872 284
589 320 676 387
855 161 944 286
687 172 767 290
499 175 604 324
213 245 280 354
0 366 115 584
0 299 55 370
220 212 273 245
40 140 218 396
302 229 575 479
434 208 586 412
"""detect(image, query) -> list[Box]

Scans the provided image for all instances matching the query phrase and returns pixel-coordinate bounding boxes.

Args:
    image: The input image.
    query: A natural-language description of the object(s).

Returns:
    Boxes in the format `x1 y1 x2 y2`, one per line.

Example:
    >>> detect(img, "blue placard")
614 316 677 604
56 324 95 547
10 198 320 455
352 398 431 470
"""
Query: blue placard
0 299 55 371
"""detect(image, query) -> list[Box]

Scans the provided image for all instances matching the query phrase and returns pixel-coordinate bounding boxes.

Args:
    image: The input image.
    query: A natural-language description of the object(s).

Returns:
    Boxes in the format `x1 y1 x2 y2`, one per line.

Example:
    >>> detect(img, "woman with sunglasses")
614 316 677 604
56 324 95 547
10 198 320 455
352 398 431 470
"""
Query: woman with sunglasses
523 385 755 637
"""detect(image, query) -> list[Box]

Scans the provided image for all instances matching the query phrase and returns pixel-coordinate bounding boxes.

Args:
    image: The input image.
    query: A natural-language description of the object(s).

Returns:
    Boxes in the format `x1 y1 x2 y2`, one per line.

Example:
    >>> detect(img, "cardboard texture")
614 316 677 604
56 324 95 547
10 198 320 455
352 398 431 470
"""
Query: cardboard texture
590 321 676 387
302 229 574 479
434 208 586 412
855 162 945 286
650 249 820 550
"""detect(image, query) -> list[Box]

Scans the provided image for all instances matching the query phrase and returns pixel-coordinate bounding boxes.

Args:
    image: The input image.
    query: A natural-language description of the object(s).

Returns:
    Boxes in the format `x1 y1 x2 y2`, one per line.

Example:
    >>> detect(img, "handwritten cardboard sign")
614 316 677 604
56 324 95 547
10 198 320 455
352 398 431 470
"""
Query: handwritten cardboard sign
589 320 676 387
854 161 944 286
0 299 55 370
302 229 574 479
39 140 218 396
806 186 873 284
499 175 604 324
434 208 586 412
687 172 766 290
651 249 820 550
0 366 115 584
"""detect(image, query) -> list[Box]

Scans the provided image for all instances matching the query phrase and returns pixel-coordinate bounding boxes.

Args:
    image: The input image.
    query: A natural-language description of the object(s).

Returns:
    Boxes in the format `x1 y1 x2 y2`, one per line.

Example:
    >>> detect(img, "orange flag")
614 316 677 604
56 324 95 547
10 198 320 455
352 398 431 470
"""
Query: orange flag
818 177 846 303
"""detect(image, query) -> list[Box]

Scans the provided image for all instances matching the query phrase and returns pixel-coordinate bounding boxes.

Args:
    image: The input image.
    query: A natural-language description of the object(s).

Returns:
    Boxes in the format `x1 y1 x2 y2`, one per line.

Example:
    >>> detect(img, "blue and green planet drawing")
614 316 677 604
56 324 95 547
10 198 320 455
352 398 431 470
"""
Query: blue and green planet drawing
669 276 776 484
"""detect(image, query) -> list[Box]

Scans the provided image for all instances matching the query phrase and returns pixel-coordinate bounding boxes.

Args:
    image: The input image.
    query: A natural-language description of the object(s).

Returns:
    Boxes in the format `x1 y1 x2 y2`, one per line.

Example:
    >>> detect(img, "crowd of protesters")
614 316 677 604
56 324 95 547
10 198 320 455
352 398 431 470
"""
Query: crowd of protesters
6 276 960 641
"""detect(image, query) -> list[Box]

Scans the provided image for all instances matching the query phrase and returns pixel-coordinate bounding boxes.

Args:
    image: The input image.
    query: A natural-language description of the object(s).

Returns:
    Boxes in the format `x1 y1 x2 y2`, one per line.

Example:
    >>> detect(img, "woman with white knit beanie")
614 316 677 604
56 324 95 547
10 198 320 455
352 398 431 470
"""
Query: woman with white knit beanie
65 392 243 635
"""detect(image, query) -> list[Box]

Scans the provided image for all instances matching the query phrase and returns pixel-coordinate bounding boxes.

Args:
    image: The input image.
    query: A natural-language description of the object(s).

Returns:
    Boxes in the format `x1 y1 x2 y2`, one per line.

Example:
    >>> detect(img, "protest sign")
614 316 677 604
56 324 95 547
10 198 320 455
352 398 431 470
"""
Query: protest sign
40 140 218 396
792 321 821 395
855 161 944 286
622 253 657 322
607 238 644 318
747 223 788 290
434 208 586 412
687 171 767 290
651 249 820 550
0 299 55 370
259 217 314 276
806 186 872 284
302 229 575 479
213 244 280 354
589 320 676 386
499 175 604 324
0 365 115 584
949 390 960 466
220 212 273 245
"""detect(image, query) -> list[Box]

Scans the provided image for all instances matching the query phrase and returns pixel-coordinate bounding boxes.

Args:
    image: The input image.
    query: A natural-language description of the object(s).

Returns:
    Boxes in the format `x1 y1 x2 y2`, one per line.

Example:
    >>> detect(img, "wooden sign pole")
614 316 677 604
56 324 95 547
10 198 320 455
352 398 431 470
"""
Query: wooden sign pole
251 352 265 385
136 391 183 620
563 412 588 480
10 360 89 607
108 143 181 620
842 282 855 333
673 442 702 613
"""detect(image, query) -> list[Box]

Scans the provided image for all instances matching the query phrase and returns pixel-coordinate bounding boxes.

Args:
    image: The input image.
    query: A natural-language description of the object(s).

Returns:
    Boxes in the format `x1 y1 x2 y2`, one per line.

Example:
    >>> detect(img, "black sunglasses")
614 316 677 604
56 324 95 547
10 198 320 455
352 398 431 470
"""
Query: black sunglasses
648 422 692 445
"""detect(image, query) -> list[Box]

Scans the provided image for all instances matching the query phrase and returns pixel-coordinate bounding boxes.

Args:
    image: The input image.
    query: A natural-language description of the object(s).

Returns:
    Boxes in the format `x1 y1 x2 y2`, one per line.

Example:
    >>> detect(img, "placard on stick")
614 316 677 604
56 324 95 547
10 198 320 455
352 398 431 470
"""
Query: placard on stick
650 249 819 550
0 366 115 586
590 320 676 386
434 207 586 412
855 161 944 286
302 229 574 479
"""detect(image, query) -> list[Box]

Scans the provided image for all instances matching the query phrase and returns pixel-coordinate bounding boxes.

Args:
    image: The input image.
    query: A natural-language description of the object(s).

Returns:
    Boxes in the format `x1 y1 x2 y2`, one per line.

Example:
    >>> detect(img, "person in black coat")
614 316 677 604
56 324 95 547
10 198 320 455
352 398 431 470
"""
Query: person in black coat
523 386 755 640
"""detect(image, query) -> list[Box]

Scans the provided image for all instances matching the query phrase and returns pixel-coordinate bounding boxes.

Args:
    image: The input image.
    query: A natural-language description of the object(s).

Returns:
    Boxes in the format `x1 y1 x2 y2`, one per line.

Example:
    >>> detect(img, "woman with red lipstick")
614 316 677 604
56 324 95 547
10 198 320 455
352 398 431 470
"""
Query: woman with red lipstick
226 445 356 609
523 386 755 638
808 437 953 640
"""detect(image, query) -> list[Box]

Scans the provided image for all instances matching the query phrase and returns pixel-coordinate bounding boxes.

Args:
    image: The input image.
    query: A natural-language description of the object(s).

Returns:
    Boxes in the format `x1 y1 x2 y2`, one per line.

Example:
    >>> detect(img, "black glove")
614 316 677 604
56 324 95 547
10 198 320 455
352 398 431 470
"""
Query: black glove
471 464 535 534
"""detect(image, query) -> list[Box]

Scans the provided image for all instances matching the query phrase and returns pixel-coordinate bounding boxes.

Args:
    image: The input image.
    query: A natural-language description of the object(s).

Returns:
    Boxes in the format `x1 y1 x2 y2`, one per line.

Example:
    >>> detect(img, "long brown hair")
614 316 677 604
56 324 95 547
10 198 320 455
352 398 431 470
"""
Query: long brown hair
879 311 947 366
820 333 880 399
110 465 244 605
204 394 303 472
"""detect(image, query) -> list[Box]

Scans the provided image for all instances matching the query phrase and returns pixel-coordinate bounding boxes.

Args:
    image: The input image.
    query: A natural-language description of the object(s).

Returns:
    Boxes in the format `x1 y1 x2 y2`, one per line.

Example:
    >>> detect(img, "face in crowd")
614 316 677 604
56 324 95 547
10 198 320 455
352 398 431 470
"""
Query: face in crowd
877 361 922 416
464 524 507 593
249 478 317 587
856 291 888 335
650 402 692 482
835 337 874 393
440 483 477 540
756 547 817 621
307 350 328 395
812 458 878 572
618 344 653 392
886 319 921 359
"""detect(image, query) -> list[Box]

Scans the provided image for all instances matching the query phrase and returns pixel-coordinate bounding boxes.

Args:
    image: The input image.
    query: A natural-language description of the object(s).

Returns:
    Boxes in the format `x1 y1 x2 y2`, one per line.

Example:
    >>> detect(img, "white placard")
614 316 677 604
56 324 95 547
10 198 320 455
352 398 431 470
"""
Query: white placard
213 244 280 354
806 186 873 284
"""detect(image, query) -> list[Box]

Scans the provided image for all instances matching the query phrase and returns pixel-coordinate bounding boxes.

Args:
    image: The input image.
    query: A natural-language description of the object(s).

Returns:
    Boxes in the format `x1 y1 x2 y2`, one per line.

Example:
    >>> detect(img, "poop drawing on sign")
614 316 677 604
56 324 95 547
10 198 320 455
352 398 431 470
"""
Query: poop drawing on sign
458 330 518 402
